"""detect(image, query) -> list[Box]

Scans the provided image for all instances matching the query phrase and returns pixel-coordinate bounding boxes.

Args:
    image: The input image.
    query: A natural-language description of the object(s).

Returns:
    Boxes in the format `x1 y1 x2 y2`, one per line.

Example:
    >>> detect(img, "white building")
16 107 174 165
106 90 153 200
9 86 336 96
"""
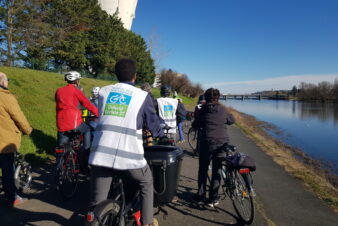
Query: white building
98 0 138 30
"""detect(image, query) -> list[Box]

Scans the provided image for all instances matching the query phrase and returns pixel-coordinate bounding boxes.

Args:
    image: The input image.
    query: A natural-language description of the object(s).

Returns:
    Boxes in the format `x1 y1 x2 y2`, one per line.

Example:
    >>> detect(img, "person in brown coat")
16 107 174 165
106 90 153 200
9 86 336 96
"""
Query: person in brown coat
0 72 32 206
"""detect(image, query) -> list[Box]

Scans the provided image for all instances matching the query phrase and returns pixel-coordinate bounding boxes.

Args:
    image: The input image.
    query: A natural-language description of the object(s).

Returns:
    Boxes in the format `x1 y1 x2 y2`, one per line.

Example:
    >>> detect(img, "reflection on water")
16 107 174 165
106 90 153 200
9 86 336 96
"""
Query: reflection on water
296 102 338 125
222 100 338 173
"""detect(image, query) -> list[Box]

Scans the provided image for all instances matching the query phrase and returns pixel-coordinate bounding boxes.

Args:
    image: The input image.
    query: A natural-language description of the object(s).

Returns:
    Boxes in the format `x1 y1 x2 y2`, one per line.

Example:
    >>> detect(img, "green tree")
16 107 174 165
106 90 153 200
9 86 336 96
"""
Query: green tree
85 12 124 77
44 0 102 70
0 0 39 66
0 0 156 83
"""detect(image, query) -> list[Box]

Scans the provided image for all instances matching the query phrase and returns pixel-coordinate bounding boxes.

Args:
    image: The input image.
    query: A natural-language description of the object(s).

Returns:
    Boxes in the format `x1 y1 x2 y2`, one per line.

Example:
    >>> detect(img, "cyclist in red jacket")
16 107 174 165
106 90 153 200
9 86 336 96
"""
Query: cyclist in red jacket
55 71 99 153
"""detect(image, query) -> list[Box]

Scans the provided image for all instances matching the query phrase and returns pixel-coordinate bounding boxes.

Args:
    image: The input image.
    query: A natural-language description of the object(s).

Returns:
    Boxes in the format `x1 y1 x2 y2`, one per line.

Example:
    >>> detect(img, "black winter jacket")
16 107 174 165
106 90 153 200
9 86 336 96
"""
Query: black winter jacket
192 103 235 144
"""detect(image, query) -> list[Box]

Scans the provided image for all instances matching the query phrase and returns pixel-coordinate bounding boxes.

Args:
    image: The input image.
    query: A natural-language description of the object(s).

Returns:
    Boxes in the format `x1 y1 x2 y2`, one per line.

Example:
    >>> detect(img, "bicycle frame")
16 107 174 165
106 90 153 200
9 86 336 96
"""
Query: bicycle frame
87 173 142 226
55 131 83 162
55 131 84 200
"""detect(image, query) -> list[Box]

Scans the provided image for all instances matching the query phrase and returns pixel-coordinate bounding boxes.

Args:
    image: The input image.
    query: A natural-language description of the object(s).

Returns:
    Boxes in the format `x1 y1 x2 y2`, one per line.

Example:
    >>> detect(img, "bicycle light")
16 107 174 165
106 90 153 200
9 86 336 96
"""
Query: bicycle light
239 168 250 174
169 156 175 163
86 211 95 222
55 148 64 154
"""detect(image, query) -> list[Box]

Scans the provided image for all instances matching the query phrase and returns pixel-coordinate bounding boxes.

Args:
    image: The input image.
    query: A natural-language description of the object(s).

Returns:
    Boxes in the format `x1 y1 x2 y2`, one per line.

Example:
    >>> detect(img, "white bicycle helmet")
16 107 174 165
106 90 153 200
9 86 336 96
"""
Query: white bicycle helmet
92 86 100 96
64 71 81 81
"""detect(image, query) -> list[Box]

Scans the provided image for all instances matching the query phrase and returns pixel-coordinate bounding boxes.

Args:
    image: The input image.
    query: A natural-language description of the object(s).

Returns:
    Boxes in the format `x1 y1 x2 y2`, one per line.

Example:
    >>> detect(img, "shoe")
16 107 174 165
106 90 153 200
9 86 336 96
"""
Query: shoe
13 196 27 206
191 194 205 205
142 218 159 226
151 218 159 226
207 198 220 208
249 188 256 197
171 196 178 203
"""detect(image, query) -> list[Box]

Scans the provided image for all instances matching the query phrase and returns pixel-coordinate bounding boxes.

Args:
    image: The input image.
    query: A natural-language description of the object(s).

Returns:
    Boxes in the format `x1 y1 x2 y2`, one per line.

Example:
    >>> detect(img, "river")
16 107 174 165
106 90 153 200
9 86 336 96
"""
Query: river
222 99 338 173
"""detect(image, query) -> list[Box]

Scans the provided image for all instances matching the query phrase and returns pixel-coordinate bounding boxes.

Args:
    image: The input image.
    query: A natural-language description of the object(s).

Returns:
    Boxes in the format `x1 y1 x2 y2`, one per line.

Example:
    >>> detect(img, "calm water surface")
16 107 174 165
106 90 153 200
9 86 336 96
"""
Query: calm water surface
222 99 338 172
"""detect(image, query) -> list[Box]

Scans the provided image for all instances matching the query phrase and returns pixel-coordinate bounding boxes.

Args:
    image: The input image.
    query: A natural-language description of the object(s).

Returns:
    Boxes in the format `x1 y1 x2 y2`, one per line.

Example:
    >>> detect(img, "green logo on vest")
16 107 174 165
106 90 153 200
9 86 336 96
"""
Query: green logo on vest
104 92 132 117
164 105 174 117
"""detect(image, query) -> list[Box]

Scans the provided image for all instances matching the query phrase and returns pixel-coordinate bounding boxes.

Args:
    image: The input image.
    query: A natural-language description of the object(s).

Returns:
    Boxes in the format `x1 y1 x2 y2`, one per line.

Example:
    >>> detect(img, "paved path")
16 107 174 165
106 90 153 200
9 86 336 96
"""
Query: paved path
0 125 337 225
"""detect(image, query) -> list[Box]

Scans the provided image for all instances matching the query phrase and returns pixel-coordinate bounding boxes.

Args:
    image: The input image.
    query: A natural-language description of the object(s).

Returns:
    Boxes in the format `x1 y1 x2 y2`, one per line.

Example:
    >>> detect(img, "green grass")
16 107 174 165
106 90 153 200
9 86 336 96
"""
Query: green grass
1 67 113 164
1 67 197 164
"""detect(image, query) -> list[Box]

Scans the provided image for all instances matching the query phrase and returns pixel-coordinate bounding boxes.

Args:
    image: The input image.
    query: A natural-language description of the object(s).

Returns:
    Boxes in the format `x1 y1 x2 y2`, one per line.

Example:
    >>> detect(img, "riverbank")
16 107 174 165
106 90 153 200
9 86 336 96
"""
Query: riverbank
227 107 338 212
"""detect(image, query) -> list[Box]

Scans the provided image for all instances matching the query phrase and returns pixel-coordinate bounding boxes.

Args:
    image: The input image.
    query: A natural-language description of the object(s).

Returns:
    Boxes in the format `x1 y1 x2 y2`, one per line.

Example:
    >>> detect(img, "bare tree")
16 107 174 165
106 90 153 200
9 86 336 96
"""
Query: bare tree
317 81 332 101
332 78 338 100
146 30 169 70
159 69 204 97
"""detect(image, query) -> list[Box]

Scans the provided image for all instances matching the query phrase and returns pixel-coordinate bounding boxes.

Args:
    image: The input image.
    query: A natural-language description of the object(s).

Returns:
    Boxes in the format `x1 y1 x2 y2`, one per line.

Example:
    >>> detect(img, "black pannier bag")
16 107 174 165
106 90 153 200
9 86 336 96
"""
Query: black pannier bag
227 152 256 171
144 145 183 206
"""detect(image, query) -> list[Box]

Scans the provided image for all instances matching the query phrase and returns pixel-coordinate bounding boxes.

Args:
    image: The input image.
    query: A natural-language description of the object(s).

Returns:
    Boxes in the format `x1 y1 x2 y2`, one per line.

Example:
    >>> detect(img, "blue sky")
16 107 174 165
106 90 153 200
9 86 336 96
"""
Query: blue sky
132 0 338 94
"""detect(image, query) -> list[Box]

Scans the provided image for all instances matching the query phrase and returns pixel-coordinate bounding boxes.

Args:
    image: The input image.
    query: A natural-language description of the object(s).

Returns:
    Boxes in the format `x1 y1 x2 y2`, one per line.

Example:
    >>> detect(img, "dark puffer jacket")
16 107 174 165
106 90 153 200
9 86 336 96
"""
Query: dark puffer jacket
192 103 235 144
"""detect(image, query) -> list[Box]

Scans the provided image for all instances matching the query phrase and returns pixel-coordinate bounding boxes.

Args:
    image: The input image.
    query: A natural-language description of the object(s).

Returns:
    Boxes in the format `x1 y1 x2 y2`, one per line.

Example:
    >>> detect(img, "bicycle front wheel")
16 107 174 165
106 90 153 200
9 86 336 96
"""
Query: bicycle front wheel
183 120 191 134
231 171 254 224
187 127 198 153
56 144 79 200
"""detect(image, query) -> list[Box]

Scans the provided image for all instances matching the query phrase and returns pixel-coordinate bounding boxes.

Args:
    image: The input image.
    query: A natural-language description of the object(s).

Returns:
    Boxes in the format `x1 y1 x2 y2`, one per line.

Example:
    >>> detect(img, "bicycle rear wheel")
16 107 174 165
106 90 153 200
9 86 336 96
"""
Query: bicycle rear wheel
56 144 79 199
86 200 122 226
187 127 198 153
231 171 254 224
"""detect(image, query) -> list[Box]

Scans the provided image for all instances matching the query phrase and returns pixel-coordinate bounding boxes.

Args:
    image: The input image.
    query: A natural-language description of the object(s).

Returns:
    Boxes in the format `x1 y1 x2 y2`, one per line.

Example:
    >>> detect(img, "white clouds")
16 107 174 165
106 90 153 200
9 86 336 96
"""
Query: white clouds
205 74 338 94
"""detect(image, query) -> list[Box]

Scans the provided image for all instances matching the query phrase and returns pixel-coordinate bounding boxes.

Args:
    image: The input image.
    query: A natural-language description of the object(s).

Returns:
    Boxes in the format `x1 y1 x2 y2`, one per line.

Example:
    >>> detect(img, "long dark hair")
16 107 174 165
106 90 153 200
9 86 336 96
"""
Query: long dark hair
204 88 220 104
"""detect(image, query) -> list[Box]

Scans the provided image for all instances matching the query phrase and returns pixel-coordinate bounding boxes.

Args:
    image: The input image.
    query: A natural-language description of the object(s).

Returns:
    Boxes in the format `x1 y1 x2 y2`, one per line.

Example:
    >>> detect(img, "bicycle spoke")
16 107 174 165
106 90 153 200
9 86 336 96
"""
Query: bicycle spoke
231 171 254 224
56 148 79 199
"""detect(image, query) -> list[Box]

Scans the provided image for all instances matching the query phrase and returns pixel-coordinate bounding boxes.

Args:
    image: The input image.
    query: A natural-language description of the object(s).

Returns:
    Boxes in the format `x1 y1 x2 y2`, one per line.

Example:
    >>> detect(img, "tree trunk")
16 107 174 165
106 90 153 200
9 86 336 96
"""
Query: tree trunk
5 0 14 67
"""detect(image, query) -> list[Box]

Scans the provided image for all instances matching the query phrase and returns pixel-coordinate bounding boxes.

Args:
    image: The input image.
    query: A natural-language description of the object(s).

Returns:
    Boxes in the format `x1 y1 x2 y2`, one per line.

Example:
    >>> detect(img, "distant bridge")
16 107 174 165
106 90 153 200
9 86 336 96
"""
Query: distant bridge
220 94 289 100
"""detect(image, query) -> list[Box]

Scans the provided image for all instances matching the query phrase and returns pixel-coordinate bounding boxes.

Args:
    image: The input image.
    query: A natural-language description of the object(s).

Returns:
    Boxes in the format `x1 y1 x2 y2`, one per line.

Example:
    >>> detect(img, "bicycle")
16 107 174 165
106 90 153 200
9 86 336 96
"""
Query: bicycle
183 111 194 135
187 127 199 155
85 170 141 226
0 152 32 193
209 144 255 224
55 130 84 200
85 144 183 226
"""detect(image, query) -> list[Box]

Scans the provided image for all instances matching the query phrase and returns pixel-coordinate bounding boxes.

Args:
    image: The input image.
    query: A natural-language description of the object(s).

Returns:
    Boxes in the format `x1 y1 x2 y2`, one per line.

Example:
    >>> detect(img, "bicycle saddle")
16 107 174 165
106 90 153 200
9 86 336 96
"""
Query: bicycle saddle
214 144 237 159
222 144 236 152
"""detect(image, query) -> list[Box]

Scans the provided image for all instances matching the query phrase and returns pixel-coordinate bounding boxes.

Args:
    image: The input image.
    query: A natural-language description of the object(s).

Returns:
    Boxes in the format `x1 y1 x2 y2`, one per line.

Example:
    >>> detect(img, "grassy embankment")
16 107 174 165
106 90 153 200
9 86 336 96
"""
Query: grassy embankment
0 67 113 164
0 67 196 164
228 108 338 212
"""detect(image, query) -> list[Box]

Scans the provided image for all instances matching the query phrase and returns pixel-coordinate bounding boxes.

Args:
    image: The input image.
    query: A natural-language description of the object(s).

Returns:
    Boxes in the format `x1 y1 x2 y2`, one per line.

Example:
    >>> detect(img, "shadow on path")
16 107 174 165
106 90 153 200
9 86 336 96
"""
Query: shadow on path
30 129 57 156
0 161 89 225
154 151 245 226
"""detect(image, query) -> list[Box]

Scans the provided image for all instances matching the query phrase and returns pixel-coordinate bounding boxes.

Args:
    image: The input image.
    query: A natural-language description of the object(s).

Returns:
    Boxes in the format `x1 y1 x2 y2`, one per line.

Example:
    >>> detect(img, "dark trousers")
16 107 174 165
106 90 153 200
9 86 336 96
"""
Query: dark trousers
197 141 223 201
0 153 16 202
89 164 154 225
57 123 91 150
